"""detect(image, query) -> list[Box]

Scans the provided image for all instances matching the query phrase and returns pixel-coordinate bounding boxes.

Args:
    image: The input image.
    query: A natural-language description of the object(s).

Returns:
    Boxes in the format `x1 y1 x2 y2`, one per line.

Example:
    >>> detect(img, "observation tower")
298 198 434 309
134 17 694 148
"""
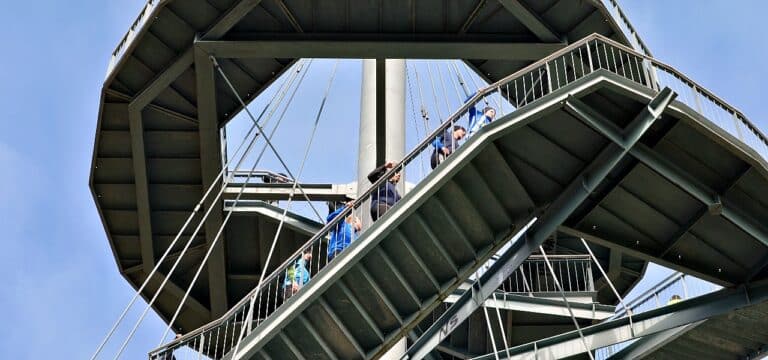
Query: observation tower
90 0 768 359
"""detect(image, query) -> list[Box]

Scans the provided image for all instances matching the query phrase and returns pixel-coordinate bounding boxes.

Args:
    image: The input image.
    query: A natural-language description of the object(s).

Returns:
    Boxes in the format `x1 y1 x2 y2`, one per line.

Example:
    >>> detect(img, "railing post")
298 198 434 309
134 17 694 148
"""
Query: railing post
692 85 704 113
198 333 206 355
732 112 746 142
681 275 689 299
586 261 595 292
585 41 594 72
545 62 554 92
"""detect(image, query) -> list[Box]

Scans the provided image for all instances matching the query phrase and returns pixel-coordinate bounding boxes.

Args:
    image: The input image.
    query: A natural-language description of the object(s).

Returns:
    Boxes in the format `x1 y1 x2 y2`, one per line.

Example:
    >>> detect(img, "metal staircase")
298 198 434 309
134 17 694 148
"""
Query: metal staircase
148 34 768 360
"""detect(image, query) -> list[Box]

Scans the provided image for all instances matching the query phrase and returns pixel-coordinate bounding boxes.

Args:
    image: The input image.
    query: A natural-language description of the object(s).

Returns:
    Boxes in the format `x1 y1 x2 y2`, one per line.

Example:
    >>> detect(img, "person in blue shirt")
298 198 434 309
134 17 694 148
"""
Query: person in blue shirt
466 91 497 136
283 248 312 300
431 125 467 169
367 161 402 221
326 201 362 262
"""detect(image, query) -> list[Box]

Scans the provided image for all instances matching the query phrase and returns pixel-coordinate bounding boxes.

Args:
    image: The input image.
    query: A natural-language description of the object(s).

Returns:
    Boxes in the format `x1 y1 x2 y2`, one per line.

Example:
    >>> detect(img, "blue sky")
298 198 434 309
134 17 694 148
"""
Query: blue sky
0 1 765 358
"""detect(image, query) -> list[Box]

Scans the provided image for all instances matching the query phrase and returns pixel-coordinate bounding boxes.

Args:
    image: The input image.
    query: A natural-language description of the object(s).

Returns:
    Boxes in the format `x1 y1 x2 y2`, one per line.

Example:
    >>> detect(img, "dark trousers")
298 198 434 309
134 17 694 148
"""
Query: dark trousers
370 202 391 221
283 286 299 301
430 151 447 169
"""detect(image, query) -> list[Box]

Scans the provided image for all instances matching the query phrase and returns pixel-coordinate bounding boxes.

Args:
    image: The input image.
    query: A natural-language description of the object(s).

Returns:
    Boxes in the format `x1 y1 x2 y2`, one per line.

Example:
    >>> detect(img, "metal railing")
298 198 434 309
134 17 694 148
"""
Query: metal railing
105 0 165 79
498 255 595 295
228 169 292 184
149 34 765 359
600 0 653 57
594 272 721 359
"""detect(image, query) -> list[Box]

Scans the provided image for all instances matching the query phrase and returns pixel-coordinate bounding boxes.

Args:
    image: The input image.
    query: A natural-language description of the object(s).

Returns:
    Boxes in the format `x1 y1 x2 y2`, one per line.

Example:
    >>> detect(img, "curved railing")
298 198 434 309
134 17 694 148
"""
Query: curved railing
149 33 767 359
600 0 653 57
105 0 165 80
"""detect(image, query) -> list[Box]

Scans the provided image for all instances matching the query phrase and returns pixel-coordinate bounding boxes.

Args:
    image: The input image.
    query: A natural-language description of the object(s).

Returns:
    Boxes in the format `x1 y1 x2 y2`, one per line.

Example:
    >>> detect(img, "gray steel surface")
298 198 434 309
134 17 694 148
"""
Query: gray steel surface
91 0 641 330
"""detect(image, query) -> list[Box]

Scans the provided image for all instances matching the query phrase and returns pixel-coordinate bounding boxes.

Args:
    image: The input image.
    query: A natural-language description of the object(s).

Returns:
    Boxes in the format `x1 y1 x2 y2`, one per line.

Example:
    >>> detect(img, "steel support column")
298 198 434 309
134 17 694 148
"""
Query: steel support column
194 48 229 316
376 58 387 165
404 88 676 360
358 59 406 223
128 108 155 272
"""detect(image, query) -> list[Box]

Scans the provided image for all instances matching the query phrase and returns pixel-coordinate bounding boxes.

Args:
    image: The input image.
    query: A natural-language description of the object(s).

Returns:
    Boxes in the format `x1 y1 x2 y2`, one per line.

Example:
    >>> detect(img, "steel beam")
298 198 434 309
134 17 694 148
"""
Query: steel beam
403 88 676 360
222 201 322 237
146 272 212 323
564 97 768 249
195 39 565 60
606 322 703 360
222 183 356 202
560 226 731 287
376 58 387 165
497 0 560 42
595 248 623 292
128 0 264 109
194 48 228 317
474 282 768 360
128 108 155 271
459 0 487 34
443 292 615 320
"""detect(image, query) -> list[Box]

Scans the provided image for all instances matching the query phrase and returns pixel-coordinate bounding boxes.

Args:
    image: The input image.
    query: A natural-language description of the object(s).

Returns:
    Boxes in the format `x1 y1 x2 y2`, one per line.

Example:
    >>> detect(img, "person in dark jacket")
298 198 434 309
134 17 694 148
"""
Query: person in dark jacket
466 91 496 136
430 125 467 169
367 161 402 221
326 201 361 262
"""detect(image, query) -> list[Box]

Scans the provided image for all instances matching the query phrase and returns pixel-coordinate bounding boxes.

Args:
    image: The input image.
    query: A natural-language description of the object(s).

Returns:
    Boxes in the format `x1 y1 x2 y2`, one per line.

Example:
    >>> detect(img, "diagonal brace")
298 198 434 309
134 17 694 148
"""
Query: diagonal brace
564 94 768 253
403 88 676 360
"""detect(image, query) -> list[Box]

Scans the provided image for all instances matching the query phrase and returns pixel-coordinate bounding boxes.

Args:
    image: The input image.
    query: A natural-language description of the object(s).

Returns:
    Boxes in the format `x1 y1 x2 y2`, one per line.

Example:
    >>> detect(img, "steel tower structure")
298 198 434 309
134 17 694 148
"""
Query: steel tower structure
91 1 768 359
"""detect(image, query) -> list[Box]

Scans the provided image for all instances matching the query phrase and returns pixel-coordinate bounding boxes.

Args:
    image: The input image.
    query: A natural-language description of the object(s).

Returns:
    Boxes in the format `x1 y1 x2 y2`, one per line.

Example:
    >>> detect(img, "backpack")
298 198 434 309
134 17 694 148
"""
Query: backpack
285 262 296 285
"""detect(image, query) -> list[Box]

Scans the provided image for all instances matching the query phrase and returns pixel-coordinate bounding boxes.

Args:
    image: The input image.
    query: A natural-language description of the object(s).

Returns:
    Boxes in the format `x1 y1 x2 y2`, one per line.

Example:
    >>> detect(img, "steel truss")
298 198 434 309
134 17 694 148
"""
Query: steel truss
403 88 677 359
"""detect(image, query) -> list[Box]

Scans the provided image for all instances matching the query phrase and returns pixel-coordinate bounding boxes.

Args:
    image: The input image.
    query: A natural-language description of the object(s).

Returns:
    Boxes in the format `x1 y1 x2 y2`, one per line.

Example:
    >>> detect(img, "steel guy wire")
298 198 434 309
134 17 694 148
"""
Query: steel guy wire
118 60 312 358
156 59 315 348
229 60 340 359
579 237 635 337
90 59 305 360
539 246 595 360
213 57 325 222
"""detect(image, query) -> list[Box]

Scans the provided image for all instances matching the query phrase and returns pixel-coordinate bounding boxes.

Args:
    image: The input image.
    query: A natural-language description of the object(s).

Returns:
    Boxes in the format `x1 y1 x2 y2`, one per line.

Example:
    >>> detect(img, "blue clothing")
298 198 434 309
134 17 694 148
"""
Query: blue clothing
431 127 459 169
326 207 358 259
431 128 459 153
466 92 493 135
284 257 310 288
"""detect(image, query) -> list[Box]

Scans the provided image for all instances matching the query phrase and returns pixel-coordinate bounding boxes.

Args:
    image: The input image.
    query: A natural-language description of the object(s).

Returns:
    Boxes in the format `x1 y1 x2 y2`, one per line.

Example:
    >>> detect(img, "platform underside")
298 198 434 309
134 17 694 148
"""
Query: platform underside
91 0 645 330
223 73 768 359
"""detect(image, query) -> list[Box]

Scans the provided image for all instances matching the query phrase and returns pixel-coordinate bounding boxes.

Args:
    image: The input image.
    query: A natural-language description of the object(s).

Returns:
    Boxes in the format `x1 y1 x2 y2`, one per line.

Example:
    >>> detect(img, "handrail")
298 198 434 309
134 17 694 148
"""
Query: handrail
599 0 653 56
594 272 721 359
149 33 766 359
105 0 167 80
